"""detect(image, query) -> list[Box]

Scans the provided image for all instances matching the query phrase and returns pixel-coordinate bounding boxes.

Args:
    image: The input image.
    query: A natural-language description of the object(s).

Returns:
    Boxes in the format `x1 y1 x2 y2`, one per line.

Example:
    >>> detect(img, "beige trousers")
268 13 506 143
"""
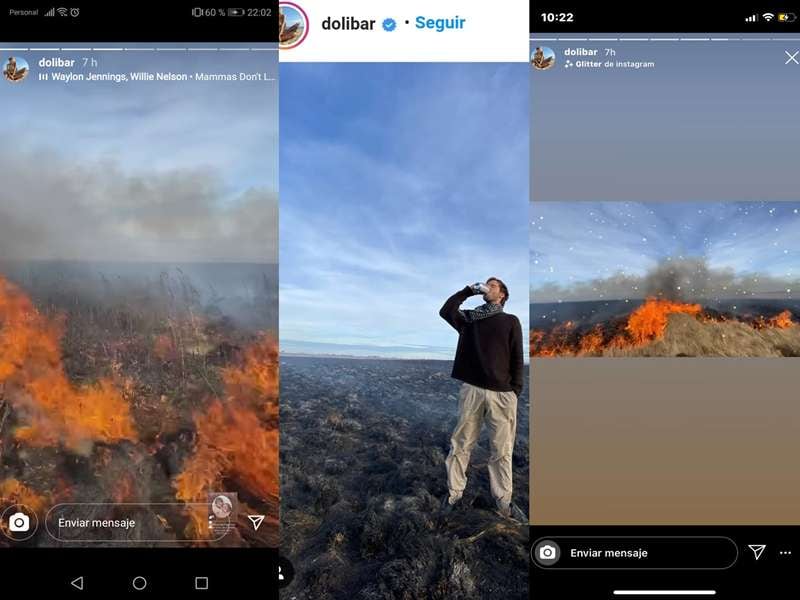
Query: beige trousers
445 382 518 507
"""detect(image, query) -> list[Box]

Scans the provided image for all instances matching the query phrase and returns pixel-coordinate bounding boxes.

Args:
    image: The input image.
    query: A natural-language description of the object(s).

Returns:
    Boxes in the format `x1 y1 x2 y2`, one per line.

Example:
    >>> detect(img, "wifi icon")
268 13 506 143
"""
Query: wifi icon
763 12 775 21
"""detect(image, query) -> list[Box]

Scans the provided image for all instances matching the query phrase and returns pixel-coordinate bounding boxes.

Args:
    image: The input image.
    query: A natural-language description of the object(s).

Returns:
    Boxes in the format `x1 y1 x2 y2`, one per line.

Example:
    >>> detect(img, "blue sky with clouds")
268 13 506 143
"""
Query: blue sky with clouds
531 201 800 301
280 63 529 359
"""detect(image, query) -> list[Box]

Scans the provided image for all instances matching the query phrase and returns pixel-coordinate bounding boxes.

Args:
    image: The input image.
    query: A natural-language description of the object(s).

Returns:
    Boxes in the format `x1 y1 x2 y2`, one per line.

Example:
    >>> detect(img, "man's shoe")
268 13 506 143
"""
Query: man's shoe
497 501 527 523
439 494 461 516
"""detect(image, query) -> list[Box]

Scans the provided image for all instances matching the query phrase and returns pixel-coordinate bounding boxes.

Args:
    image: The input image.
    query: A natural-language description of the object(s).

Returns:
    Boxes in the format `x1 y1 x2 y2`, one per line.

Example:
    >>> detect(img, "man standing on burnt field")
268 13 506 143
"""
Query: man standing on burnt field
439 277 526 522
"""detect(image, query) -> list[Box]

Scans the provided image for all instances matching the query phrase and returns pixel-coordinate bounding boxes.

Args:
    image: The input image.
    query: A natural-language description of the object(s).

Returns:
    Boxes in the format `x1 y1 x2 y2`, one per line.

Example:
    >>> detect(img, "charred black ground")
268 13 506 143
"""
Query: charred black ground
280 356 530 599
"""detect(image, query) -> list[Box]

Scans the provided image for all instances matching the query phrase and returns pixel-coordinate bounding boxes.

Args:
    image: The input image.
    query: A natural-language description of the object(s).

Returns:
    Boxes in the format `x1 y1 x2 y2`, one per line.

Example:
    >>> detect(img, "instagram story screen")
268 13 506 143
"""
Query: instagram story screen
530 3 800 597
0 2 280 594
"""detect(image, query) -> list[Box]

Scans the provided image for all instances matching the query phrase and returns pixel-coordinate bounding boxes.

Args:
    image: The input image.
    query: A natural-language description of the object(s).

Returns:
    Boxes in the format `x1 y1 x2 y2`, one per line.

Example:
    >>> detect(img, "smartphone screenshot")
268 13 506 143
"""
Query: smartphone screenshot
531 2 800 596
278 0 529 596
0 2 279 594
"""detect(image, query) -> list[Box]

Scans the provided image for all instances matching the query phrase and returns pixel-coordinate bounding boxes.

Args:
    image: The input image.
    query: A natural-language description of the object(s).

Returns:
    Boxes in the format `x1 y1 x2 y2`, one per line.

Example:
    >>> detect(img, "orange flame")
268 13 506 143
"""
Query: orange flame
0 478 48 513
577 325 605 355
0 275 137 452
530 322 577 357
767 310 794 329
221 334 279 406
532 298 701 356
622 297 702 345
174 335 278 538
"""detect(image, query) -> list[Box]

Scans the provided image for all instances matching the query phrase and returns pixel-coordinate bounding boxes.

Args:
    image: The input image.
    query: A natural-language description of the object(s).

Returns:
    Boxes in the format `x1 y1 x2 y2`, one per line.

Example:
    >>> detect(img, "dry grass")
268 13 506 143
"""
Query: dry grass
606 313 800 357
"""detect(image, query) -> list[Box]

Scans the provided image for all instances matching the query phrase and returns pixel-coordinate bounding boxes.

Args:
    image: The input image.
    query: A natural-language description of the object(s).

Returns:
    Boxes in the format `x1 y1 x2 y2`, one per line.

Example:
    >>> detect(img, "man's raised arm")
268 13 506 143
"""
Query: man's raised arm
439 285 475 332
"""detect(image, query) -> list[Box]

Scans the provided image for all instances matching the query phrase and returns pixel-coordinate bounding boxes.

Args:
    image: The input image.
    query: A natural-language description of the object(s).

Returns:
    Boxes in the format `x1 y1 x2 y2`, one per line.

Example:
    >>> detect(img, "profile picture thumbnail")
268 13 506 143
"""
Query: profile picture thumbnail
531 46 555 70
3 56 29 83
211 494 234 519
279 2 308 49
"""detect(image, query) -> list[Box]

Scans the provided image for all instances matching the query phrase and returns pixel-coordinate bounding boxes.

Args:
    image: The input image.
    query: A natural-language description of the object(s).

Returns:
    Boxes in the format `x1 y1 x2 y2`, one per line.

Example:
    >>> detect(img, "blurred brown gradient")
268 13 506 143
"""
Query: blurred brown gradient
531 358 800 524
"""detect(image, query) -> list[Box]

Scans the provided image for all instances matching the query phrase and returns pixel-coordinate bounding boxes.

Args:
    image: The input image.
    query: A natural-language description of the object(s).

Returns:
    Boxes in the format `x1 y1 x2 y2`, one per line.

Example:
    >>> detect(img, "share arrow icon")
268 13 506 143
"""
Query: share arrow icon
248 514 265 531
748 544 766 560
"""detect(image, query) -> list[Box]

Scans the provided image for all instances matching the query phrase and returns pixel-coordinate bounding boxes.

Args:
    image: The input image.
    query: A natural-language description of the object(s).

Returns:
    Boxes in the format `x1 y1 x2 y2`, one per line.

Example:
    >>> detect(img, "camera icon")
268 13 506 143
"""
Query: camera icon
533 539 561 566
9 511 30 532
538 544 556 560
1 504 38 540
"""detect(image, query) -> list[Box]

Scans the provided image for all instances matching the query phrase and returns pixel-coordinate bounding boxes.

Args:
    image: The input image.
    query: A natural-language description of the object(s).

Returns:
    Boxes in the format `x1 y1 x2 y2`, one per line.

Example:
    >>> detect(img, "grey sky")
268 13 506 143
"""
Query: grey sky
531 35 800 201
0 43 278 263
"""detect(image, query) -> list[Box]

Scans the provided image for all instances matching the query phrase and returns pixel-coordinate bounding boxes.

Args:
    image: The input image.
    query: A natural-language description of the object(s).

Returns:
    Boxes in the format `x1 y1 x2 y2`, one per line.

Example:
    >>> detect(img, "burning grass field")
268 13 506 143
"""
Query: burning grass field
280 356 529 600
531 297 800 357
0 266 278 547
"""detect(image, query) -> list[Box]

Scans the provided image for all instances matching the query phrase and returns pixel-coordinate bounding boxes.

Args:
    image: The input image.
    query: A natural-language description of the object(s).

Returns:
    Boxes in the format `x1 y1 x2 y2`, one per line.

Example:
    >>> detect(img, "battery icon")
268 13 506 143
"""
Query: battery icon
778 13 797 22
229 8 245 16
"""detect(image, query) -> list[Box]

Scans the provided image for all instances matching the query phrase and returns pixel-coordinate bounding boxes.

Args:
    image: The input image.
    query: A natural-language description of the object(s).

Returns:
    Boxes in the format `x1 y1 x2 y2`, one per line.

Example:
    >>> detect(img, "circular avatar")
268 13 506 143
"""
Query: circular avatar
531 47 556 71
279 3 309 50
211 494 234 519
3 56 29 83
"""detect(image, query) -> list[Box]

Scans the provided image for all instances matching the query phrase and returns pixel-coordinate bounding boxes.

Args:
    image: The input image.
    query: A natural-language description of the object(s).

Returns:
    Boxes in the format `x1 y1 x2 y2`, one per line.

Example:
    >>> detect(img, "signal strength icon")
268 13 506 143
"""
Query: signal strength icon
44 7 55 16
745 14 759 22
763 12 775 21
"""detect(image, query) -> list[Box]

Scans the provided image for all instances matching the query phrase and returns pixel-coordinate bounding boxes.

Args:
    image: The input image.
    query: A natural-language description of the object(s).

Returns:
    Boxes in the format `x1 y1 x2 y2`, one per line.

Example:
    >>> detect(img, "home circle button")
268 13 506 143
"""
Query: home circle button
131 576 148 591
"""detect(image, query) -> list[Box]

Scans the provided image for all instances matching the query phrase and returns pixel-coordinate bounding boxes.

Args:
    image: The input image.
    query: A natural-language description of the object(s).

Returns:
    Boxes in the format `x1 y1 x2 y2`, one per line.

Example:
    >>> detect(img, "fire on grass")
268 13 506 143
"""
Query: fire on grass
0 275 137 451
174 335 279 539
0 274 278 543
531 296 796 357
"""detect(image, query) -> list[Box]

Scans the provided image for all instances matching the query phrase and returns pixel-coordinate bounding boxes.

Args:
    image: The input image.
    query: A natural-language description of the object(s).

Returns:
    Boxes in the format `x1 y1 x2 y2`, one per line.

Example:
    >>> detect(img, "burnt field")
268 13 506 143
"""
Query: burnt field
531 298 800 357
0 263 278 548
280 356 530 599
